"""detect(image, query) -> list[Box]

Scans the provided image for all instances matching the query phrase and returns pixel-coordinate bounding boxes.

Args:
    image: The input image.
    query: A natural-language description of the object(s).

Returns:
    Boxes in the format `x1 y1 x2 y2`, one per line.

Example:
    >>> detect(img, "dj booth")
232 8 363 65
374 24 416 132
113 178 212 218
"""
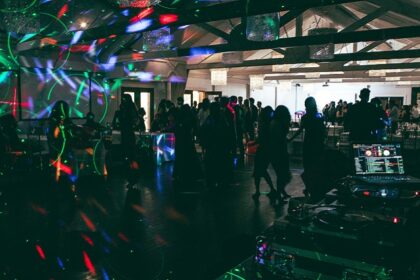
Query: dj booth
217 142 420 280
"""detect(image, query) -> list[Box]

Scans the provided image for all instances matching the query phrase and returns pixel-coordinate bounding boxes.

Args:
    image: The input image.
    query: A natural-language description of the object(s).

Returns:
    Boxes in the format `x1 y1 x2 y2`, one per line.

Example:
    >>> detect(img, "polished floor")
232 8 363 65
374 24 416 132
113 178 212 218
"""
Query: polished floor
0 156 305 280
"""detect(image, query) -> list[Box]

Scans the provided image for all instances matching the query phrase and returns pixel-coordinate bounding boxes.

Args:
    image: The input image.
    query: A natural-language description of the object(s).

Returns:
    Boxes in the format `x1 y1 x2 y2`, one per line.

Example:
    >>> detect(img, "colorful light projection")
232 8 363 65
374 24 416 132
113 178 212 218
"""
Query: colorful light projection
139 133 175 166
154 133 175 166
0 71 18 118
0 0 40 34
142 27 172 52
119 0 161 8
246 13 280 41
19 70 110 122
7 12 73 72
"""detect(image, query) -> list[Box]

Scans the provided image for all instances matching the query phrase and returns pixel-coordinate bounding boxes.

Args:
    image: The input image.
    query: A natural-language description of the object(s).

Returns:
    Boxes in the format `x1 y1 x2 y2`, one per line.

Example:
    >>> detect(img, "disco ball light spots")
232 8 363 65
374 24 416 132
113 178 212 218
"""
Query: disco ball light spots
0 0 38 13
6 12 72 72
119 0 161 8
28 72 110 123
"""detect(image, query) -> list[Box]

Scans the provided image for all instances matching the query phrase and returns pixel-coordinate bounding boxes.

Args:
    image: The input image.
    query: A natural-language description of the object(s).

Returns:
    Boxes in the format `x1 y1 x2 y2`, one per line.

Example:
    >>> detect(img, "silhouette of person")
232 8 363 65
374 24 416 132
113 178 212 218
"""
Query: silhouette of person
270 106 292 201
119 94 140 188
346 88 377 141
230 96 245 159
84 112 102 139
252 106 275 200
290 97 325 198
0 114 20 152
249 98 258 140
173 104 201 184
201 102 231 188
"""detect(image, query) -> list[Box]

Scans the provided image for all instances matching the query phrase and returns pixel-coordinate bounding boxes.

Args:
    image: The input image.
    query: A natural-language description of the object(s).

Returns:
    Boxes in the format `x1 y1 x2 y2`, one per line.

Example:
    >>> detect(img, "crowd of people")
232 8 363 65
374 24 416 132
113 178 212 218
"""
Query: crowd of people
322 93 420 136
4 87 418 203
112 94 328 203
135 88 419 202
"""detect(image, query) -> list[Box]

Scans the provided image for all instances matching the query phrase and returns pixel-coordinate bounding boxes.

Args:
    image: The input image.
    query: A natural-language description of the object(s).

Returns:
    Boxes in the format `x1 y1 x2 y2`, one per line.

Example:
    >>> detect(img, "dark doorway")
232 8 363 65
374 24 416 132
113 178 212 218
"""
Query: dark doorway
205 91 222 102
377 97 404 110
121 87 154 131
412 87 420 106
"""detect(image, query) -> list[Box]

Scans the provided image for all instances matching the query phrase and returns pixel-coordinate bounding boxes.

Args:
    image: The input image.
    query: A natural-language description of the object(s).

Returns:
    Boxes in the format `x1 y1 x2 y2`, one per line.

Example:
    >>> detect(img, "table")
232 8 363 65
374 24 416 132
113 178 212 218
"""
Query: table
111 131 175 165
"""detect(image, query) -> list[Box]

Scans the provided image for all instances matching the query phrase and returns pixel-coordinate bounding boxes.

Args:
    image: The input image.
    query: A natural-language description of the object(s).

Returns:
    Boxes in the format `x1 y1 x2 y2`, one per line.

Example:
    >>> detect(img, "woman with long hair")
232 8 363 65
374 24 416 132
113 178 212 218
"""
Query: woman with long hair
270 106 292 201
252 106 276 199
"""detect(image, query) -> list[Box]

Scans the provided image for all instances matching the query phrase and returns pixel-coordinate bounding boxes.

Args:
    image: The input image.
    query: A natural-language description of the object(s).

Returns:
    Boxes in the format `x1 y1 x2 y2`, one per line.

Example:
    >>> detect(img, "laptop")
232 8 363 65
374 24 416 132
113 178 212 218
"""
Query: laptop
352 143 420 184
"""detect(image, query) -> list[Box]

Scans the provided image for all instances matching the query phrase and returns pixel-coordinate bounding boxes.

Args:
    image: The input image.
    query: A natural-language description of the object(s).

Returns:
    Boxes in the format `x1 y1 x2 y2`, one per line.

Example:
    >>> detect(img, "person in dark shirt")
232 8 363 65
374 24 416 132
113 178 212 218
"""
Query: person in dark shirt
249 98 258 140
0 114 20 152
257 101 262 118
84 112 102 139
243 99 253 142
270 105 292 201
328 101 336 124
371 97 388 141
201 102 231 188
346 88 377 142
173 104 201 183
253 106 275 200
230 96 245 159
290 97 326 199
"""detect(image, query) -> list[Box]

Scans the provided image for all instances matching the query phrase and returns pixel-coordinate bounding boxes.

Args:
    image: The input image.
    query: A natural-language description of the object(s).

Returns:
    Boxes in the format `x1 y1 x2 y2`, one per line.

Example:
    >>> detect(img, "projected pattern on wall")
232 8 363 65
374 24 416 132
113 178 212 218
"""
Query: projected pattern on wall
19 70 110 122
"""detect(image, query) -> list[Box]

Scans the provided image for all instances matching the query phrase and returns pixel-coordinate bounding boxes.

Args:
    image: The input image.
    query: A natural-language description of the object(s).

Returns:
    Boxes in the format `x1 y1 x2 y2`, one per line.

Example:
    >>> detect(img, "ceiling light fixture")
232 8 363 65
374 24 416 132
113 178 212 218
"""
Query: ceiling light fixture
250 75 265 90
211 69 228 86
119 0 161 8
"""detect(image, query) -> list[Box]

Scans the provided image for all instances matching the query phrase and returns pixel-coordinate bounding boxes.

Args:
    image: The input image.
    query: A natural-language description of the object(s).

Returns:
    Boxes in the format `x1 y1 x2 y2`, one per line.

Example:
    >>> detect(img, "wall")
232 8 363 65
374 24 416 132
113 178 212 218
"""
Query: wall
186 76 247 99
187 76 413 113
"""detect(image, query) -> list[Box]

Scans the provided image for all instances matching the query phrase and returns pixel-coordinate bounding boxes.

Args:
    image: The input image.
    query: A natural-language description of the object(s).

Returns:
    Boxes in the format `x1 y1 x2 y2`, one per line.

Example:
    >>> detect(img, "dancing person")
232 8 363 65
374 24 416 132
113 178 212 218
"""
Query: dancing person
290 97 325 199
119 94 140 188
249 98 258 140
201 102 231 188
252 106 276 200
270 106 292 201
173 104 201 184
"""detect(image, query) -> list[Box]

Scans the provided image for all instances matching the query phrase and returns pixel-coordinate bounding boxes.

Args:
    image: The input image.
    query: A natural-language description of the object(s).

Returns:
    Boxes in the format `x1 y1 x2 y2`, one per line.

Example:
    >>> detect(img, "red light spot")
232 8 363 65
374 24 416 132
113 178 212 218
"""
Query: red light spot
12 87 17 118
82 251 96 276
130 7 154 23
130 161 139 170
98 38 107 44
159 14 179 25
121 0 150 8
36 245 46 260
415 191 419 196
81 233 94 247
118 232 130 243
80 212 97 232
131 53 144 60
155 234 167 246
363 191 370 197
131 204 146 214
57 4 68 19
393 217 400 224
69 45 92 53
50 160 73 175
31 204 48 216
